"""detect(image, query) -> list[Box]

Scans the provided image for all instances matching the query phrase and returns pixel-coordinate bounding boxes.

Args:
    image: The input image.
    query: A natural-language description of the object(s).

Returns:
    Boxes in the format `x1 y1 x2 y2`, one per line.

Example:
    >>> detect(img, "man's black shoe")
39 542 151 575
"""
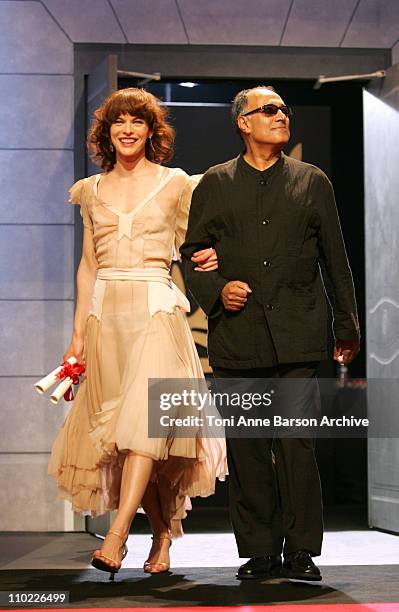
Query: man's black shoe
282 550 322 581
236 555 282 580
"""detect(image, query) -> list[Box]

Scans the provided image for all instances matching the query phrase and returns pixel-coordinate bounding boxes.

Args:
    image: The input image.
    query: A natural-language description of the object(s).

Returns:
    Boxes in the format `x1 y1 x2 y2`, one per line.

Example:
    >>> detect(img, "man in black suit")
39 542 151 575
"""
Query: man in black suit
180 86 360 581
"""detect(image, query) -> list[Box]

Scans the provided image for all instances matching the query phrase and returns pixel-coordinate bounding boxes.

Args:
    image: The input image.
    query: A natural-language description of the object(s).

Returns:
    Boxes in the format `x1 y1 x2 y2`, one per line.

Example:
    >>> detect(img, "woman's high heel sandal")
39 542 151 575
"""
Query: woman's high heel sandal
143 534 172 574
91 530 128 581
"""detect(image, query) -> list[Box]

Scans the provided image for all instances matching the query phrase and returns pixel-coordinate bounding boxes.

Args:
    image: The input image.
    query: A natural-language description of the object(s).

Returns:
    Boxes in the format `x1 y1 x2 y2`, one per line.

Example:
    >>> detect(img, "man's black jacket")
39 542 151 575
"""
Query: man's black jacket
180 153 359 369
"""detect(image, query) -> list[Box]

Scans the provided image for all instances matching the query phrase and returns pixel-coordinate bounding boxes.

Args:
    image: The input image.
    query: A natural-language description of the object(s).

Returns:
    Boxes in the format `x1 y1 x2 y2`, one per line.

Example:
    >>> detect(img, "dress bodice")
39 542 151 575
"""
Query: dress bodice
69 167 195 271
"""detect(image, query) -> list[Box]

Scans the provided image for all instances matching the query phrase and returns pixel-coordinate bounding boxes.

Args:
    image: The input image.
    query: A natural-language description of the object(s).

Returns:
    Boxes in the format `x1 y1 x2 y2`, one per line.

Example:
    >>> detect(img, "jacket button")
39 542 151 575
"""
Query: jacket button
260 180 267 186
262 219 270 225
266 304 274 310
263 260 271 267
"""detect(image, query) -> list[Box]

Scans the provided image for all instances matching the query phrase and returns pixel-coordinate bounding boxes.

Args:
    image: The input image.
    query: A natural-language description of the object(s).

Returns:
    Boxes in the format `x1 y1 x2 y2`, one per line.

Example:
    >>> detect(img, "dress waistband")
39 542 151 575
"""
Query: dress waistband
93 267 190 319
97 267 171 284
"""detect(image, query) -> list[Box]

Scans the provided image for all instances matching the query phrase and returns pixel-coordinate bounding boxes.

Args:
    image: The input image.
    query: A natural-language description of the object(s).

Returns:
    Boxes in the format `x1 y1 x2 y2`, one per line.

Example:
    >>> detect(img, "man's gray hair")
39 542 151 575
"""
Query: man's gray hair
231 85 277 136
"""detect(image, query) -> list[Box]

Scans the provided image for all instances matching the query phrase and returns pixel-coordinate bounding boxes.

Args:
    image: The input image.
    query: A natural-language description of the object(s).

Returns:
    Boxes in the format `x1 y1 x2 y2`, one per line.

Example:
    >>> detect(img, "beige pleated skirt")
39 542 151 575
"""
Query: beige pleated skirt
48 277 227 536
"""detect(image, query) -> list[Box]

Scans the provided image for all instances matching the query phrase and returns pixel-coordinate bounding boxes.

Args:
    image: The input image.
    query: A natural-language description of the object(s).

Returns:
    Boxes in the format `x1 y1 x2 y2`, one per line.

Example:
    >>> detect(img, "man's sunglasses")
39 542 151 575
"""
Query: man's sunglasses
241 103 293 118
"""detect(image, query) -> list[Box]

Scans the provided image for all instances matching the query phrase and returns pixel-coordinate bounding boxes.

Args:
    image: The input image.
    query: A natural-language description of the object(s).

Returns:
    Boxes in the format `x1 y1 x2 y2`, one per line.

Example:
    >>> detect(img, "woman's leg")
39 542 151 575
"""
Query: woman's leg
94 451 154 567
141 481 168 535
141 481 172 568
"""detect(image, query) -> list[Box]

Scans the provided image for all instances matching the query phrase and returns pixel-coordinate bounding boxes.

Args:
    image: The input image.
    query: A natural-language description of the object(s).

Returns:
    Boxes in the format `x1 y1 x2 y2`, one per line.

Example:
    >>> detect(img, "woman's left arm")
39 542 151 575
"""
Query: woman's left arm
175 175 218 272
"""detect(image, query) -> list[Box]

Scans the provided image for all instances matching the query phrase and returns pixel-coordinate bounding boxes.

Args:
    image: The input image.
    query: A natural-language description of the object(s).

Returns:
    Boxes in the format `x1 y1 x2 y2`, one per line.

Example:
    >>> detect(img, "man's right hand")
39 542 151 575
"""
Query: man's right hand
221 281 252 312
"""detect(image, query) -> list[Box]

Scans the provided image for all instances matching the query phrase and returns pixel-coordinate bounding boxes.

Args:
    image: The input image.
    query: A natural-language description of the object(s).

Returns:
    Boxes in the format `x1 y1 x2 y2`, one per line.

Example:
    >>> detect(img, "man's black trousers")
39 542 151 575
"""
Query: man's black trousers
212 363 324 558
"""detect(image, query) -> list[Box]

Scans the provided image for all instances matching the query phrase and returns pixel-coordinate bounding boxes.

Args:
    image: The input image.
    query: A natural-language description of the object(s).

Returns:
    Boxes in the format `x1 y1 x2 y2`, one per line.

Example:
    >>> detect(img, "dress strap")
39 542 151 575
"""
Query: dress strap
121 167 183 218
94 174 101 194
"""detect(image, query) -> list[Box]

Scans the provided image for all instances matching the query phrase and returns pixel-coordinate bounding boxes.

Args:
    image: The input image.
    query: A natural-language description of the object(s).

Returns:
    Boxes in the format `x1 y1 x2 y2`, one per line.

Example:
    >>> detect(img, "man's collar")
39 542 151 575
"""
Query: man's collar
238 151 284 176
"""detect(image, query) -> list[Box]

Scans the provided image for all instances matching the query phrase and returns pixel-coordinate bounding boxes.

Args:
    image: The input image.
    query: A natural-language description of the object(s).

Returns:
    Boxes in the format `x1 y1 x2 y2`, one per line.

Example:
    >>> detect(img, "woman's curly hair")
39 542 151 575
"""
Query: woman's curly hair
88 88 175 171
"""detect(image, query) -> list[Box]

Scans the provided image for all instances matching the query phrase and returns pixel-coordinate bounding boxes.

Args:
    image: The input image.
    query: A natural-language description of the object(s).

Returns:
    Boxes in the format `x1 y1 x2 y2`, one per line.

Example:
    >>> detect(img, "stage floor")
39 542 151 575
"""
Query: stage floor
0 507 398 608
0 529 398 570
1 506 398 570
0 565 399 608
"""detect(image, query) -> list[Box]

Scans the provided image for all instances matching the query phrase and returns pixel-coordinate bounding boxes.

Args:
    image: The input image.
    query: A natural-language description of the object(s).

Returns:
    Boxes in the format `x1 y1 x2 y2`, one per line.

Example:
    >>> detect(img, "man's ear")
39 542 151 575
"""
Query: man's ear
237 115 250 135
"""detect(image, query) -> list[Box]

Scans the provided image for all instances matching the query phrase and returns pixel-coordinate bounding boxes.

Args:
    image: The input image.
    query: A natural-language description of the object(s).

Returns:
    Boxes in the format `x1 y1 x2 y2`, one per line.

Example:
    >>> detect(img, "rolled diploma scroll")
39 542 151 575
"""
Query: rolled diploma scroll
34 357 77 394
50 377 74 404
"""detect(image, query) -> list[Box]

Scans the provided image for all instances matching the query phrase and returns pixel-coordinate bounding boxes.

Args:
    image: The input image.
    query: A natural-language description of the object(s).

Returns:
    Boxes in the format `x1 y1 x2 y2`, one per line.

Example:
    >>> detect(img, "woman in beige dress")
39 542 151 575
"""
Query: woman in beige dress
48 87 227 579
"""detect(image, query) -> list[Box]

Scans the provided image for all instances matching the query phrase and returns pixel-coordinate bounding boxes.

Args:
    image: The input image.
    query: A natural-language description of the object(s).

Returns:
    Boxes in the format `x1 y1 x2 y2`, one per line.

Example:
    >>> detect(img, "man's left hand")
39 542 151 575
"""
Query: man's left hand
334 339 360 364
191 248 218 272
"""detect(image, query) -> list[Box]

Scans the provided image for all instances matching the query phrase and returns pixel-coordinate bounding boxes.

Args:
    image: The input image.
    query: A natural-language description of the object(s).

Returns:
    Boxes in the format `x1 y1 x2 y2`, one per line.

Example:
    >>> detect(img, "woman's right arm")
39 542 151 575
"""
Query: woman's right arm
63 227 98 362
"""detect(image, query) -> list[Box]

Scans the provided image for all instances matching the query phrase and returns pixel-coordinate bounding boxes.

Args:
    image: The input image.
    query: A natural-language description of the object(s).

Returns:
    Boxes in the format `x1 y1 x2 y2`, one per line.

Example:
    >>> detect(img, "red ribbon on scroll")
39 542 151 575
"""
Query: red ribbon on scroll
56 361 86 401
